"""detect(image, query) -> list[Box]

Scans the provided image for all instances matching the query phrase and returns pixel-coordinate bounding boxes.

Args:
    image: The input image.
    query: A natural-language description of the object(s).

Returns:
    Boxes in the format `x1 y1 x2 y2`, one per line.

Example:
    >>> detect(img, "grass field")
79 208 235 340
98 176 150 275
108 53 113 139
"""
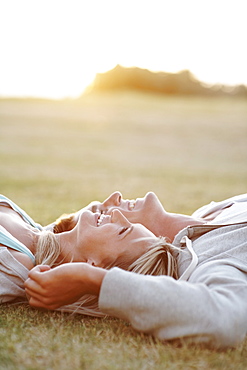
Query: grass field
0 92 247 369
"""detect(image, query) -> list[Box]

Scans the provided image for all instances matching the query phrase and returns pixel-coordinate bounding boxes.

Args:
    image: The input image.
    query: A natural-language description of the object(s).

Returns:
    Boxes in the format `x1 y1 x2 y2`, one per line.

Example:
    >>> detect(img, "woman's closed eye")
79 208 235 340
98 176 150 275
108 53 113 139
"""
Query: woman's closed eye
118 226 133 237
118 227 129 235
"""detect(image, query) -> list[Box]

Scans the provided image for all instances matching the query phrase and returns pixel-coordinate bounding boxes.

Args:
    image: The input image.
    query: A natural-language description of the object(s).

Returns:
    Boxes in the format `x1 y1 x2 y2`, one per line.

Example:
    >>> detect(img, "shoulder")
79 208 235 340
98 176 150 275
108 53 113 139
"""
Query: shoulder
0 247 34 271
7 249 34 270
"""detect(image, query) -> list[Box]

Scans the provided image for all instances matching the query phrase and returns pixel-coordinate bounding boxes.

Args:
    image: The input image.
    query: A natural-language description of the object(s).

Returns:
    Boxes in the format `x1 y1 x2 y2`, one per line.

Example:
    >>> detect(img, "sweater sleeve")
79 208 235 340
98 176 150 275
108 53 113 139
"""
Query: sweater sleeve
98 264 247 348
0 248 28 303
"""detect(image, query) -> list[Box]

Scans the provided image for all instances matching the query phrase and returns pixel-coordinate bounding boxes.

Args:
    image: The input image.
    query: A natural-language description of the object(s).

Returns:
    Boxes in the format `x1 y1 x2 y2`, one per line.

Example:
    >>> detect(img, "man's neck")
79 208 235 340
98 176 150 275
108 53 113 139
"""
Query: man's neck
151 212 205 242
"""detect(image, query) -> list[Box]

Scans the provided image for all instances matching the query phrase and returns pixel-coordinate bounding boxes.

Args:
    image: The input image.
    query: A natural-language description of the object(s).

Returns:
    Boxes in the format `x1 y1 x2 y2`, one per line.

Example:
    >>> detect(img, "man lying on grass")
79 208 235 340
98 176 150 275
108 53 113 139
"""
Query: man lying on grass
25 192 247 349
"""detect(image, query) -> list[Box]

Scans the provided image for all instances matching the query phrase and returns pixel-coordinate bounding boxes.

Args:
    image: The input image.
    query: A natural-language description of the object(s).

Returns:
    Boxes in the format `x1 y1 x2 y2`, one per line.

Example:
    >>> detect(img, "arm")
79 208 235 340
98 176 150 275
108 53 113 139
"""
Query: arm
99 264 247 348
25 260 247 348
25 263 106 310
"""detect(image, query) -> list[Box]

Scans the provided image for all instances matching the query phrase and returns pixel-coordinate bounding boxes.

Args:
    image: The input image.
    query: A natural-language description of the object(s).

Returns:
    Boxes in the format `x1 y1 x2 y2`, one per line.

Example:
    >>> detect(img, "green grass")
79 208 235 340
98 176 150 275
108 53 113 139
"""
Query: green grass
0 92 247 369
0 305 246 370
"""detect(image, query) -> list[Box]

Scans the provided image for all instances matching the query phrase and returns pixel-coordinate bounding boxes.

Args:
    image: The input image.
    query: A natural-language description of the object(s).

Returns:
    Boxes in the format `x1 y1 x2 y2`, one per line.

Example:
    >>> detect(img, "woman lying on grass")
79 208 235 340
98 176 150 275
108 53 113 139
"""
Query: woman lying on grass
0 194 179 316
26 192 247 349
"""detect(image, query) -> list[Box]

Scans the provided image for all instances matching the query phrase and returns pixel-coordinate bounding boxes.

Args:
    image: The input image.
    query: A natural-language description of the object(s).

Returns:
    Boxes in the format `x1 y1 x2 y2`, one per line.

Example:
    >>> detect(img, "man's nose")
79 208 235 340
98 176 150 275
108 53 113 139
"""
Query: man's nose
103 191 122 207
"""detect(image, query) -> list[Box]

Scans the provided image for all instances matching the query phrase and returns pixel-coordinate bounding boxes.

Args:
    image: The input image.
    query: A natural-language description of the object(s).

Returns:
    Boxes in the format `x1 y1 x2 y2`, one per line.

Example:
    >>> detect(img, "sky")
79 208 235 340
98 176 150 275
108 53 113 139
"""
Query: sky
0 0 246 99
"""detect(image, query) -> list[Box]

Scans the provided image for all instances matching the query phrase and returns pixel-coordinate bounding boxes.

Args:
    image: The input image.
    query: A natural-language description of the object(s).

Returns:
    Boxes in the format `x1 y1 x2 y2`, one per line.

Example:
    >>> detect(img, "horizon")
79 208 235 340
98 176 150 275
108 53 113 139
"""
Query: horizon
2 66 246 101
1 0 247 99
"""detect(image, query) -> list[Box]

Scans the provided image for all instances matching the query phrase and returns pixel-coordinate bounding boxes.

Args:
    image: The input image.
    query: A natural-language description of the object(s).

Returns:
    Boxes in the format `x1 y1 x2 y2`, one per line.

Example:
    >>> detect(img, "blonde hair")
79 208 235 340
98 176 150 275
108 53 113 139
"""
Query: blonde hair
59 237 179 317
128 237 179 279
37 216 179 317
35 231 61 267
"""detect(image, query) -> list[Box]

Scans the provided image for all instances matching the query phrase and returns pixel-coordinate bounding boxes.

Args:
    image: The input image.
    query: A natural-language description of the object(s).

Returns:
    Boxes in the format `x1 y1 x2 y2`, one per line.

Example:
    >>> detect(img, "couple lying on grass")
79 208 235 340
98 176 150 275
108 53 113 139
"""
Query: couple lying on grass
1 191 247 349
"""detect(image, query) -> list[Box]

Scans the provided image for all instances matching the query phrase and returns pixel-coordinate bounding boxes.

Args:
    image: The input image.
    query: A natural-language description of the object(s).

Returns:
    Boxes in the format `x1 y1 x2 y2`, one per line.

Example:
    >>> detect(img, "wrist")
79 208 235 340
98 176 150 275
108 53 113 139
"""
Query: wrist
77 264 107 296
87 266 107 295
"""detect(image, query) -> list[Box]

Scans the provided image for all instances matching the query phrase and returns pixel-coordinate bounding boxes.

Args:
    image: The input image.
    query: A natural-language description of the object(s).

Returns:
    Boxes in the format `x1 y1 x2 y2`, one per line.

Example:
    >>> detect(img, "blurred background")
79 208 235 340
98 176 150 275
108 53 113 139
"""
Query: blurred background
0 0 246 224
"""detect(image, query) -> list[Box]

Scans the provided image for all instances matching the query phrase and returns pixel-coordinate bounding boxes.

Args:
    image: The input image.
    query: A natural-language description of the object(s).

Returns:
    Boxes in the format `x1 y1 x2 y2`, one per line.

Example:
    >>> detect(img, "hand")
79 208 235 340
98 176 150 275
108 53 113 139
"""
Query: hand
24 263 106 310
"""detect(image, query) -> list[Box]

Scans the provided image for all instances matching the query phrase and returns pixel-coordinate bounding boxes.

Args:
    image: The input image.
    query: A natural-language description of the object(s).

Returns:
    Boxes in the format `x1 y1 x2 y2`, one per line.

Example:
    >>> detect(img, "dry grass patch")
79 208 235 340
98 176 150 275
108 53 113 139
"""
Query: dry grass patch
0 93 247 369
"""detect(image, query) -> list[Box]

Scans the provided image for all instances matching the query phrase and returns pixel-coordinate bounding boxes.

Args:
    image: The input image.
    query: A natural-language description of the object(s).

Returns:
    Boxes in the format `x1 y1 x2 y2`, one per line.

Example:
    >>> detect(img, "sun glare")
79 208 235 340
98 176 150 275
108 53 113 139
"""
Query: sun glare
0 0 246 99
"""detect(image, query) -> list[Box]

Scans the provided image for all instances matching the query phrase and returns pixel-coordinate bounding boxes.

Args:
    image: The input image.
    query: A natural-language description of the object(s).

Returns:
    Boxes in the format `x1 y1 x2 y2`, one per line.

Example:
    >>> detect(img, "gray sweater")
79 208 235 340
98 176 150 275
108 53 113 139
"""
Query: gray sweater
1 194 247 346
99 195 247 348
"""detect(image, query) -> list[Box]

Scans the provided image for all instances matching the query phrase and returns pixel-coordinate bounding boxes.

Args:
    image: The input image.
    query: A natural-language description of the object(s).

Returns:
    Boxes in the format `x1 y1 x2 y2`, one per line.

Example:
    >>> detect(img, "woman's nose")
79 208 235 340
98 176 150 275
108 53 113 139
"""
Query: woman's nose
111 209 131 226
103 191 122 207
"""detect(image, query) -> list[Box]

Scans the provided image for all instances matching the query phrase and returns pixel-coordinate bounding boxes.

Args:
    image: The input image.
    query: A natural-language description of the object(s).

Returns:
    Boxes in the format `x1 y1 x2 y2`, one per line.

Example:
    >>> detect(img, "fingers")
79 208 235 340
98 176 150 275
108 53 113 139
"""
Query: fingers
28 264 51 276
28 295 59 310
25 278 46 296
35 265 51 272
27 264 50 283
25 264 66 310
24 265 51 296
25 278 59 310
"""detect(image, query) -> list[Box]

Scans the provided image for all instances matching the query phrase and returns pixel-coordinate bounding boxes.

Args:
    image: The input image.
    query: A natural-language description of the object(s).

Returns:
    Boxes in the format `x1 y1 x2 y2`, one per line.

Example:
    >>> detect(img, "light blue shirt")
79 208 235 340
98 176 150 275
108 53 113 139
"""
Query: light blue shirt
0 195 43 263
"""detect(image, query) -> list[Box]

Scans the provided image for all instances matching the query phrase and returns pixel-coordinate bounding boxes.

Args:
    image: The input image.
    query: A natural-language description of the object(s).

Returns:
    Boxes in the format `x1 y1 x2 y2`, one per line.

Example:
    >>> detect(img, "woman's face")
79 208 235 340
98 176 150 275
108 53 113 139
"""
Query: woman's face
65 209 155 268
89 191 165 231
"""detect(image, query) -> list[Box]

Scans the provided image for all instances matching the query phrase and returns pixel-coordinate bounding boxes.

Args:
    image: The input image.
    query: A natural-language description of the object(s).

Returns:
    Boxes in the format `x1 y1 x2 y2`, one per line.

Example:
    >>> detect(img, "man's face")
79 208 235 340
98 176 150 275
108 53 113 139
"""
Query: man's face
89 191 164 231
